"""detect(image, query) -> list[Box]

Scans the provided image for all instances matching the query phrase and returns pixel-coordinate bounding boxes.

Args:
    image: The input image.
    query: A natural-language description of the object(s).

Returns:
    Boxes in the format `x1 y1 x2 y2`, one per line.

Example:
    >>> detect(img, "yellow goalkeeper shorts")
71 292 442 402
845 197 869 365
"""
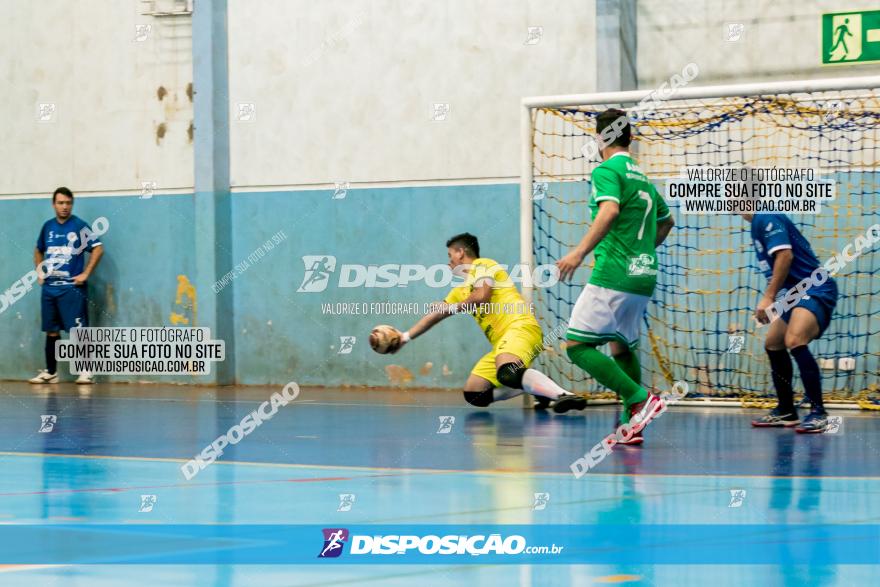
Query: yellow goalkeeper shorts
470 322 544 388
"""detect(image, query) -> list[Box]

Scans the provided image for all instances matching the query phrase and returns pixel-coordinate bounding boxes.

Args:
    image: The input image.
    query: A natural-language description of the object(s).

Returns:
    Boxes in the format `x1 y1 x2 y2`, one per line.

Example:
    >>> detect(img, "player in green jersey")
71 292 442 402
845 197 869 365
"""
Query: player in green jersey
553 109 676 443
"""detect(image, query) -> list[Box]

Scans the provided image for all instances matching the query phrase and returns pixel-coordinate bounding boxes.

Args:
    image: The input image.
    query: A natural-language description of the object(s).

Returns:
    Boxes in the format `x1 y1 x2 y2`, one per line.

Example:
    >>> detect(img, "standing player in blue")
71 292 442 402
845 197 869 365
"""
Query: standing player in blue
745 212 838 433
29 187 104 385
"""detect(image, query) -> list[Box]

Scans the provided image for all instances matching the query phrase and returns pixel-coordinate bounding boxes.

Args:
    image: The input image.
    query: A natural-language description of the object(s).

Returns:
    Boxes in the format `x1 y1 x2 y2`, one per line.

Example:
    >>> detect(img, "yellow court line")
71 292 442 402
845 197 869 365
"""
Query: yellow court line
0 451 877 481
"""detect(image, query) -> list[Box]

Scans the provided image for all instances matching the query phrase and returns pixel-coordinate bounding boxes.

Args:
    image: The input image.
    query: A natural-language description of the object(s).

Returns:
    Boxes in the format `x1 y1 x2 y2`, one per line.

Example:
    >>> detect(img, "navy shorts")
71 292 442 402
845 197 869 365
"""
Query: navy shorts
781 290 837 337
41 285 89 332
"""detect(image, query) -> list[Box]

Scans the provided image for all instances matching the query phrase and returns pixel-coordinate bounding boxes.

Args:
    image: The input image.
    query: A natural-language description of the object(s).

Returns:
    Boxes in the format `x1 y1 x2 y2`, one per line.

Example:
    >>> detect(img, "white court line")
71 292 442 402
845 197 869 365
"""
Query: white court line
0 451 877 481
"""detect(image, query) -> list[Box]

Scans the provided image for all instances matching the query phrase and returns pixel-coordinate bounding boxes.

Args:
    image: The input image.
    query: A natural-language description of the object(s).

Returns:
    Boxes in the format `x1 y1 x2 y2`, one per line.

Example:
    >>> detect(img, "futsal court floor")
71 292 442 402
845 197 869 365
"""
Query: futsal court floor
0 382 877 586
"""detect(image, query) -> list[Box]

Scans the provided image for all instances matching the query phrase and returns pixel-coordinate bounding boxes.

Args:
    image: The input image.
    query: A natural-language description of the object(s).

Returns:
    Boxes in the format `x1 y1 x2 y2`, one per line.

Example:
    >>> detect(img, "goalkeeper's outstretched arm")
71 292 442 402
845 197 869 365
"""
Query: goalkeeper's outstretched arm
388 308 451 354
392 282 492 352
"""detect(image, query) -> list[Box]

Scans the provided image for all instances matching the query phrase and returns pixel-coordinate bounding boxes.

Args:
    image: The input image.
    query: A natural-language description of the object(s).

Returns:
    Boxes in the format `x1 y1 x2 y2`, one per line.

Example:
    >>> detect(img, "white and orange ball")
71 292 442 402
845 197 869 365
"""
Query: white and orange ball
369 325 402 354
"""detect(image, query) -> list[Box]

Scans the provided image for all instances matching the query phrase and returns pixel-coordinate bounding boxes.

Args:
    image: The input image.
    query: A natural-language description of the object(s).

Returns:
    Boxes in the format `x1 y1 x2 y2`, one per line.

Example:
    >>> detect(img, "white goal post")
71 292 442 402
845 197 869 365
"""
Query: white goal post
519 75 880 409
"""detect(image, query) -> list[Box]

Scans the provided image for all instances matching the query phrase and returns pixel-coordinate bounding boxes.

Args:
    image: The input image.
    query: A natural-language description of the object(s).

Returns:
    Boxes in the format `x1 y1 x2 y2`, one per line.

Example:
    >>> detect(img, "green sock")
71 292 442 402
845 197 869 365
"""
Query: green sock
567 344 648 411
613 350 643 424
614 349 641 385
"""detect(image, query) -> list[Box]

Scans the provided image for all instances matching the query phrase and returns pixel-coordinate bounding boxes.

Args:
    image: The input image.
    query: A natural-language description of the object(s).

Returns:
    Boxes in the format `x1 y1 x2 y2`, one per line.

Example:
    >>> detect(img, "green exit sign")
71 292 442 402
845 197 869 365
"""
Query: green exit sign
823 10 880 64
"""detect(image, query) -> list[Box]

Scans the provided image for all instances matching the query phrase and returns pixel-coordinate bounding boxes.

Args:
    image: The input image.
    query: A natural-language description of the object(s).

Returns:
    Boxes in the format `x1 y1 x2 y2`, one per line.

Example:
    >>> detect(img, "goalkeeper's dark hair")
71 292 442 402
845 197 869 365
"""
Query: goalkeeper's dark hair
446 232 480 258
595 108 632 148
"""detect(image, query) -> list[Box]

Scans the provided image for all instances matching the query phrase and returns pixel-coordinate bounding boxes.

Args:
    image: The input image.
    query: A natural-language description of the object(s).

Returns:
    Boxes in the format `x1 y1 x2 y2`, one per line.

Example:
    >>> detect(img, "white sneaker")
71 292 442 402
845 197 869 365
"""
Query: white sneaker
76 371 94 385
29 370 59 384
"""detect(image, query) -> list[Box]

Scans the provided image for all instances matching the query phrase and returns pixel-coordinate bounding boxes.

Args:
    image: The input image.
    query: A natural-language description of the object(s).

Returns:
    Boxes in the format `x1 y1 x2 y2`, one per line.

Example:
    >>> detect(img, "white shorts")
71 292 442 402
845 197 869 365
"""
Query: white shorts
566 283 650 349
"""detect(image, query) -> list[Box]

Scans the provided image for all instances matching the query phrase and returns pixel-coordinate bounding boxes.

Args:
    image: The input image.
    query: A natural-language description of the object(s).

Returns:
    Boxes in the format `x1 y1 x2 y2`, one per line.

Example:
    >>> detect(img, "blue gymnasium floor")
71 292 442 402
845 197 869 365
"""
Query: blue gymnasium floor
0 382 878 586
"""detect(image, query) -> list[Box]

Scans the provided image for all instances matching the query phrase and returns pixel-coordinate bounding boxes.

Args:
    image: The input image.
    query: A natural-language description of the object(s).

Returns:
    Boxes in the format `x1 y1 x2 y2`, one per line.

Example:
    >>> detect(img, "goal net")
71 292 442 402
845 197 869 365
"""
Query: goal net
522 77 880 408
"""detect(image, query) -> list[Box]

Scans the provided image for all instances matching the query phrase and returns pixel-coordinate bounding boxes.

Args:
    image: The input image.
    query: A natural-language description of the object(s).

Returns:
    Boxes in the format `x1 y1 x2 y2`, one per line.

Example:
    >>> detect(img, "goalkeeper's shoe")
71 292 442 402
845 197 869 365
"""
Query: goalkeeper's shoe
532 396 552 410
795 411 829 434
552 393 587 414
751 407 800 427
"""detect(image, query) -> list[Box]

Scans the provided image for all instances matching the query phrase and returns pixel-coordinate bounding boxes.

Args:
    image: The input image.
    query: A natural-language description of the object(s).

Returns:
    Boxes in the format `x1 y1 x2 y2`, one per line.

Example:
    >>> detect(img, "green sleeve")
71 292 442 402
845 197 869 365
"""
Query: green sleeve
653 183 671 221
590 166 622 204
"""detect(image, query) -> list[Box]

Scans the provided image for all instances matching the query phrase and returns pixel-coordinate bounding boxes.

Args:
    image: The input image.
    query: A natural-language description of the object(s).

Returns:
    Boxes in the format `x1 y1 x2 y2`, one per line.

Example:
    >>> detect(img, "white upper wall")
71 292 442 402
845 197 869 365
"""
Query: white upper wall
0 0 193 196
638 0 880 88
227 0 595 188
6 0 878 196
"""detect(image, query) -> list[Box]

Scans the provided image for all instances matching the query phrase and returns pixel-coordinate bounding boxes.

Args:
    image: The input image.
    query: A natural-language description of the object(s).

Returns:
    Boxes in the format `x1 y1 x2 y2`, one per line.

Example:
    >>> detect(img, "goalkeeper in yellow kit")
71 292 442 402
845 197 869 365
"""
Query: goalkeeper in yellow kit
389 232 584 411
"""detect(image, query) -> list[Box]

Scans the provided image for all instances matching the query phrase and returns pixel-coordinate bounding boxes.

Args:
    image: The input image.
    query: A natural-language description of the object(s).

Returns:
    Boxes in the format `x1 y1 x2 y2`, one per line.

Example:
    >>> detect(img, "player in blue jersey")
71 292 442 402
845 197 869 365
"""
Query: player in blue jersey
745 212 837 433
29 187 105 385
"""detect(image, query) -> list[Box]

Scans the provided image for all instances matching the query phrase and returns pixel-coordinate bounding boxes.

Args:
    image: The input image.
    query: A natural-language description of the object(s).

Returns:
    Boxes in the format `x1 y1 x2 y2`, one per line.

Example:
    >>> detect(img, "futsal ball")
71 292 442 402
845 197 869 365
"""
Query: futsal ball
370 325 401 354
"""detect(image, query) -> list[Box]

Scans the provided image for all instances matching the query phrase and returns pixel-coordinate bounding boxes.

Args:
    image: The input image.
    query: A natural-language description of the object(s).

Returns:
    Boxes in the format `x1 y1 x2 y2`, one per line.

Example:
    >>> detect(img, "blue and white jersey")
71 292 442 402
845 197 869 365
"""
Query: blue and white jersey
750 214 836 299
36 215 102 286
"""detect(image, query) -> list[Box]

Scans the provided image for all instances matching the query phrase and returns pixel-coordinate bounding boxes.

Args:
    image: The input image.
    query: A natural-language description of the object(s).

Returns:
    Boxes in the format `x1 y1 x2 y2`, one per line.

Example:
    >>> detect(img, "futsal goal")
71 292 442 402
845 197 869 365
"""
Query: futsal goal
521 76 880 409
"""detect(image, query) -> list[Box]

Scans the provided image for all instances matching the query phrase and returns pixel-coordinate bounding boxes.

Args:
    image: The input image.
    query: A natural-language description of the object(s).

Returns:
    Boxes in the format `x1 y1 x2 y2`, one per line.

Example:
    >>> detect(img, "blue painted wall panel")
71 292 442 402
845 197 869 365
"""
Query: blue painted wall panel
229 184 521 387
0 184 520 388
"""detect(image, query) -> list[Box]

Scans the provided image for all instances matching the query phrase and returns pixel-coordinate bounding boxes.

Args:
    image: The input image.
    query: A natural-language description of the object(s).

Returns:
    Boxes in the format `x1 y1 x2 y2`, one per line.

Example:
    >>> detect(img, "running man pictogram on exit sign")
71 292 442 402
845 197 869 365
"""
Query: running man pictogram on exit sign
823 10 880 64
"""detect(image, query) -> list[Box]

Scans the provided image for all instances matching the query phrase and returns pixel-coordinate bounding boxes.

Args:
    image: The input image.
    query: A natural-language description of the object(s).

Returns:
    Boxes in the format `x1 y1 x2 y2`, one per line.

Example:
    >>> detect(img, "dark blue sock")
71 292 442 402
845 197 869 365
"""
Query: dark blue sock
45 335 58 375
790 345 824 413
766 349 794 412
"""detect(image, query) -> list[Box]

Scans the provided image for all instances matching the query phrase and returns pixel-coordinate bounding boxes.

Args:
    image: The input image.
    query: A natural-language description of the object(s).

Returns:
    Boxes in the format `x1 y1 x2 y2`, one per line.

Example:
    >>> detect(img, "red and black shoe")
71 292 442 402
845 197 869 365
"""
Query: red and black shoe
614 409 644 445
618 428 644 445
627 394 666 434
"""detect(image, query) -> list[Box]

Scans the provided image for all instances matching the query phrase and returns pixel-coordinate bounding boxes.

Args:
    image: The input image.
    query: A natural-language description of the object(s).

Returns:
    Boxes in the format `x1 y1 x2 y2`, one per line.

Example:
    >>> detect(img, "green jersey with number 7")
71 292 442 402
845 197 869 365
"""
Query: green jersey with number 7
588 152 671 297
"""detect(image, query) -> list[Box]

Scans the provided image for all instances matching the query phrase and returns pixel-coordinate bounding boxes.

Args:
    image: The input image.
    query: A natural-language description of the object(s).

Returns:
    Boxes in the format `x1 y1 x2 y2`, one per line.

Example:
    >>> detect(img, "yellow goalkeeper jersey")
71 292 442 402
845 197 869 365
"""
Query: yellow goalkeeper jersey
444 257 540 345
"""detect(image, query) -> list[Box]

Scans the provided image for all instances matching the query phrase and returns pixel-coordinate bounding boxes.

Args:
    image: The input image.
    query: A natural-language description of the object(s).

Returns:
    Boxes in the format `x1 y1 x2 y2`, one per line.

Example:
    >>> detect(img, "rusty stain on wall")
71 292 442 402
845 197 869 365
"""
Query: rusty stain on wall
155 122 167 145
186 82 193 102
187 120 193 142
419 362 433 376
105 283 116 315
157 86 167 101
169 274 197 325
385 365 413 385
